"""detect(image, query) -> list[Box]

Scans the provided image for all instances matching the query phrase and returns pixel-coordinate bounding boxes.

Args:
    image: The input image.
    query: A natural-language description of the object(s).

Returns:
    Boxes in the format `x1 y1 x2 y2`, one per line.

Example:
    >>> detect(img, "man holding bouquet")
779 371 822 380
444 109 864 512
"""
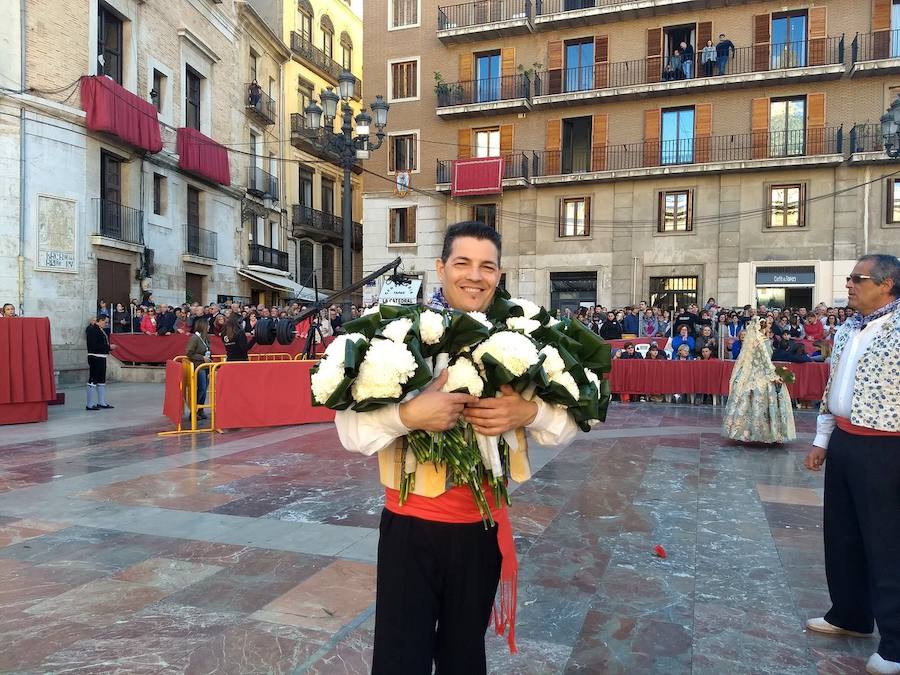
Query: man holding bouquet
334 222 579 674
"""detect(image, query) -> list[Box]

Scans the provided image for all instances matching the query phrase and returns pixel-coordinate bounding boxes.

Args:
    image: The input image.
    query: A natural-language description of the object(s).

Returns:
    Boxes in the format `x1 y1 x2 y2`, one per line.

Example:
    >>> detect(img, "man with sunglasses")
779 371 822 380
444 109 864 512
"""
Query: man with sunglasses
804 254 900 675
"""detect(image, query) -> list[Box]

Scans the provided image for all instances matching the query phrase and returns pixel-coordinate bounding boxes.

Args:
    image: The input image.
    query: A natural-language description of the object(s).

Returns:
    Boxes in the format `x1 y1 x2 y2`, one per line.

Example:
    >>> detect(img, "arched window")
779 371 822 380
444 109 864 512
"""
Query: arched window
320 15 334 59
340 31 353 71
297 0 313 41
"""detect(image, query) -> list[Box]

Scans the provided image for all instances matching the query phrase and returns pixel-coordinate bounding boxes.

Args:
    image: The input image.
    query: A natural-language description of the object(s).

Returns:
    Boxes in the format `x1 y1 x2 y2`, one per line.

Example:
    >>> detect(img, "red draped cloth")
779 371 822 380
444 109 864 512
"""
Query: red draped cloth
110 334 330 363
177 127 231 186
80 76 163 153
451 157 504 197
0 318 56 424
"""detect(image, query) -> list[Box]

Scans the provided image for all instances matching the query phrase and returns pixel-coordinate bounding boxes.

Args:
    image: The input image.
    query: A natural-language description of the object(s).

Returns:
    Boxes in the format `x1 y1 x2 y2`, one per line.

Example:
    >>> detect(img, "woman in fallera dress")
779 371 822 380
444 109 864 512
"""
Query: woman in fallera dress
722 318 796 444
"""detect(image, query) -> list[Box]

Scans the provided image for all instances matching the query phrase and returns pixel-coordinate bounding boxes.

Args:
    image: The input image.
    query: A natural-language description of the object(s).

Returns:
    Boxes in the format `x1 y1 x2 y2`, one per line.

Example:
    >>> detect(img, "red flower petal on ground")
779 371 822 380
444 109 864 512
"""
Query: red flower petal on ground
654 545 667 559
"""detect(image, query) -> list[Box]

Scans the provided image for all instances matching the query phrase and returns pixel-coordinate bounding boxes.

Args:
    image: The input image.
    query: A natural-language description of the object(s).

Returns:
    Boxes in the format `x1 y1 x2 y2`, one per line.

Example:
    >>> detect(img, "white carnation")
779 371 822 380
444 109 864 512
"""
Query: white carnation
362 305 381 316
467 311 492 329
311 359 346 404
548 317 561 327
552 370 580 402
472 331 539 378
584 369 600 386
419 310 445 345
381 317 413 343
322 333 367 360
540 345 566 379
510 297 541 319
351 338 419 401
442 358 484 397
506 316 541 335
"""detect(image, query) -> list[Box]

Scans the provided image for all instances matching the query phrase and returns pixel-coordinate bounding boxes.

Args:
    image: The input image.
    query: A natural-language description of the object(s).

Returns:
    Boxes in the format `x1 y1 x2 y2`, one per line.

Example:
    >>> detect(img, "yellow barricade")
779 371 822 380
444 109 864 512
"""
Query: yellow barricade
249 352 292 362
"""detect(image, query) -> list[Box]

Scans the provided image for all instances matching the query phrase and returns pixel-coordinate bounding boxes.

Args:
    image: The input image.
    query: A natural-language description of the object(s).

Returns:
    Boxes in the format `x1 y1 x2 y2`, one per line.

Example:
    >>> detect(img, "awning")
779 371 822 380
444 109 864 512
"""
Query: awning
451 156 504 197
379 278 422 305
80 75 163 153
177 126 231 186
239 268 321 302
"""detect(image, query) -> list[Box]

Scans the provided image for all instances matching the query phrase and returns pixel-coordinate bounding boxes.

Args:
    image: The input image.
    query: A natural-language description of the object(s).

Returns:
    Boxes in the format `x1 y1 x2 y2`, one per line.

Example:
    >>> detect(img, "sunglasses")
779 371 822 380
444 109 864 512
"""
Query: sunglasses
846 274 875 284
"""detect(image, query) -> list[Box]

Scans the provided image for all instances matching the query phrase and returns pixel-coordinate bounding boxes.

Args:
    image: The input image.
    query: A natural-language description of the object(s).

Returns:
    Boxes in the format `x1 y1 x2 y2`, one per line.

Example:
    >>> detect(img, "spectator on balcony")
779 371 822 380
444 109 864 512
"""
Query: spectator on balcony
140 291 155 308
664 50 682 81
716 34 736 75
248 80 262 108
657 310 672 337
731 329 746 360
694 325 718 358
672 324 695 354
599 311 623 341
156 304 177 336
675 344 693 360
132 306 143 332
2 303 15 317
646 343 667 360
97 300 110 321
140 308 158 335
622 306 640 336
614 341 643 360
673 307 695 336
640 308 659 337
112 303 129 334
804 313 826 342
701 40 716 77
680 41 695 79
694 309 714 337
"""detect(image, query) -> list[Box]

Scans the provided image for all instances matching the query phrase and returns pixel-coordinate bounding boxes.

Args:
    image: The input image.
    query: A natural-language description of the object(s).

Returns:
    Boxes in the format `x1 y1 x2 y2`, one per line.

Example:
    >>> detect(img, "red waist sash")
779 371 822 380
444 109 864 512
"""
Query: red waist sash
384 485 518 653
835 416 900 437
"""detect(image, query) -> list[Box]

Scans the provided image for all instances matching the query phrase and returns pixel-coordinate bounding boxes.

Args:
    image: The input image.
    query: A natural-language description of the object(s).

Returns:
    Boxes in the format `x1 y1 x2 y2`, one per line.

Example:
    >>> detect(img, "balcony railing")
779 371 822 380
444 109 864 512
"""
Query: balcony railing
248 166 278 200
848 123 884 153
94 198 144 245
438 0 531 30
532 127 843 176
352 222 363 251
292 204 343 239
852 29 900 63
537 38 844 97
437 152 530 183
244 83 277 125
185 225 218 260
289 32 362 97
437 73 538 107
249 243 289 271
290 112 308 135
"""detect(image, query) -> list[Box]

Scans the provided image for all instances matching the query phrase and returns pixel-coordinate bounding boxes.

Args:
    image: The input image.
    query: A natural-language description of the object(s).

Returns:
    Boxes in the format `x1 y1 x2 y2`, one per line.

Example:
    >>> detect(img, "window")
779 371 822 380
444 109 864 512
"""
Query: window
151 69 166 113
298 10 312 42
153 173 166 216
185 66 202 131
473 128 500 157
322 26 333 60
100 151 122 237
298 80 313 120
888 178 900 223
389 207 417 244
299 167 313 207
475 51 501 102
342 45 352 71
250 49 258 82
658 190 693 232
389 133 417 172
559 197 590 237
269 221 279 250
472 204 497 229
768 184 805 228
649 276 698 309
770 12 807 68
321 245 335 288
565 39 594 92
661 107 694 165
770 97 806 157
98 4 123 84
390 60 418 101
893 2 900 56
250 216 263 243
298 240 313 283
321 177 334 214
391 0 419 28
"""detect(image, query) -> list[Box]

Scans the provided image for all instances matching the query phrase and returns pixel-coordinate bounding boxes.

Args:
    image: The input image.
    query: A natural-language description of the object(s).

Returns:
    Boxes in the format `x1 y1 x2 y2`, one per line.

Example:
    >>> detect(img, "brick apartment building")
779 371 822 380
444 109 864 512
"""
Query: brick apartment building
362 0 900 313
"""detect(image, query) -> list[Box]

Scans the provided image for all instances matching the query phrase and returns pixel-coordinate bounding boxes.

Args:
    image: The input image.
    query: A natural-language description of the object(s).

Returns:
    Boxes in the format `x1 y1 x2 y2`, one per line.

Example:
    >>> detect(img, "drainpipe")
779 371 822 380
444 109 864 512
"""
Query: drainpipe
631 257 639 305
863 165 870 255
17 0 27 315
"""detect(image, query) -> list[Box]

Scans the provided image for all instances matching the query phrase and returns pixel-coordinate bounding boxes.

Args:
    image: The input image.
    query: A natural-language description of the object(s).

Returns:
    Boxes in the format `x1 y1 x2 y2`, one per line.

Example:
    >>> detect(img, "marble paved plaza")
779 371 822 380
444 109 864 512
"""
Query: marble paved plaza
0 383 878 673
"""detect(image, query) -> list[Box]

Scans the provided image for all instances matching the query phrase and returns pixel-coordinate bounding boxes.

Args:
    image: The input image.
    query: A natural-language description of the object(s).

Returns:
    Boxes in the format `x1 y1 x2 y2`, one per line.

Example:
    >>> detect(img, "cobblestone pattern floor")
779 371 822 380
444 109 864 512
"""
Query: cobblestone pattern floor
0 384 877 673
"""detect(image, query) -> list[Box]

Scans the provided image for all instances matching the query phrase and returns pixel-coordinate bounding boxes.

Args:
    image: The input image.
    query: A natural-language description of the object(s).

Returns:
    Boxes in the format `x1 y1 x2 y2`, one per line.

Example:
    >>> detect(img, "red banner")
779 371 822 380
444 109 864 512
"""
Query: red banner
177 126 231 186
451 156 504 196
162 360 186 426
81 76 163 153
110 333 330 363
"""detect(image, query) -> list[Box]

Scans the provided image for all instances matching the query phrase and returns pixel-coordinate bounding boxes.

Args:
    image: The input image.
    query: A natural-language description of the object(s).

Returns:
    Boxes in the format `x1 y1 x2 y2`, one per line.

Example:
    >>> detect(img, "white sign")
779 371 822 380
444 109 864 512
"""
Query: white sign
380 278 422 305
36 195 78 273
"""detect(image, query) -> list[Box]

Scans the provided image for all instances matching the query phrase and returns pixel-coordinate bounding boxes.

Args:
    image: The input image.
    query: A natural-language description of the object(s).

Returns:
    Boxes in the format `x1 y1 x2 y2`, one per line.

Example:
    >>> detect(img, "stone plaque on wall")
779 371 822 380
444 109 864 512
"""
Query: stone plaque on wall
36 195 77 273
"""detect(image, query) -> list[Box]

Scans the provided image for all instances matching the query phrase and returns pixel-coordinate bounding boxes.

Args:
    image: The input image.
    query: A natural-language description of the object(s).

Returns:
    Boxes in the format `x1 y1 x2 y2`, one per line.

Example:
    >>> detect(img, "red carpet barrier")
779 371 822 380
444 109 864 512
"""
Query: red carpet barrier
213 360 335 430
607 337 820 355
111 333 330 363
608 359 828 400
0 318 56 424
162 360 187 427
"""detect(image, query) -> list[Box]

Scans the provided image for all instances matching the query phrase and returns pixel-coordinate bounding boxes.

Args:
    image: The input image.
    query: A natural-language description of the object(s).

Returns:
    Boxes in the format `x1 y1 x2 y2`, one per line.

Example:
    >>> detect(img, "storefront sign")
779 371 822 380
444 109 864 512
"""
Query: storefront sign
756 267 815 286
379 279 422 305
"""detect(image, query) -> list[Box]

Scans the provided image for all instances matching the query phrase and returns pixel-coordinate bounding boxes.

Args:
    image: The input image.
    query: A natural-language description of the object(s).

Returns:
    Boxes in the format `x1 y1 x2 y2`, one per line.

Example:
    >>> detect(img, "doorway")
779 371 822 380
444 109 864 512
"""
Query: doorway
664 24 696 60
100 151 122 238
97 259 131 309
755 286 813 309
649 275 698 311
771 12 807 68
562 116 592 173
185 273 204 305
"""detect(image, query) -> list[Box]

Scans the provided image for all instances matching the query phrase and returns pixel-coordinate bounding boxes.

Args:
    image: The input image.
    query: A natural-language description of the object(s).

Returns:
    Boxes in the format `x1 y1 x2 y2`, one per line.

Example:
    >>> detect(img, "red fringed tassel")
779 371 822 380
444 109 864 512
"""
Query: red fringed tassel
492 507 519 653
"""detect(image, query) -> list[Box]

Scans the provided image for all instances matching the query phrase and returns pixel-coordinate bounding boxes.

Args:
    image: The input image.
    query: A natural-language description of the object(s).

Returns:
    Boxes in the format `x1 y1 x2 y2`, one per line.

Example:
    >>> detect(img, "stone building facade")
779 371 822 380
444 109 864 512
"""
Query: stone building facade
362 0 900 313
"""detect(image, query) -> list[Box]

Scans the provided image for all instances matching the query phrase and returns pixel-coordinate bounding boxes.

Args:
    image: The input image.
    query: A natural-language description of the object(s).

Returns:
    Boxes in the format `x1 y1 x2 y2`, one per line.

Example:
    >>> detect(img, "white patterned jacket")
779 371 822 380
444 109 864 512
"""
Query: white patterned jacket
820 309 900 431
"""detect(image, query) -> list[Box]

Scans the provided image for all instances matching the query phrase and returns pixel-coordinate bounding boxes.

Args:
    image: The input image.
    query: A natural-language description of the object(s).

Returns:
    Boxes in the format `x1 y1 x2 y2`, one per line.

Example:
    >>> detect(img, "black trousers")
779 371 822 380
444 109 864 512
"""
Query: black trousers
372 509 502 675
87 356 107 385
824 427 900 661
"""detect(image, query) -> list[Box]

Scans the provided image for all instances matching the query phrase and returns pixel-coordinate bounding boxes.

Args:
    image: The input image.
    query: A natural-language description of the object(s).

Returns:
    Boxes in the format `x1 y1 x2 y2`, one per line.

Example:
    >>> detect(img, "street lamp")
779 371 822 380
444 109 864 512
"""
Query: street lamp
305 71 389 318
881 95 900 158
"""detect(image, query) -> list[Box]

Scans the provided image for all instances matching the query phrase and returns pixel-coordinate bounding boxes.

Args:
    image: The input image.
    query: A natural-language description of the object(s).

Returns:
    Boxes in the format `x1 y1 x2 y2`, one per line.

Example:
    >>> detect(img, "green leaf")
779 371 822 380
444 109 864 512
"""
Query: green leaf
561 318 612 374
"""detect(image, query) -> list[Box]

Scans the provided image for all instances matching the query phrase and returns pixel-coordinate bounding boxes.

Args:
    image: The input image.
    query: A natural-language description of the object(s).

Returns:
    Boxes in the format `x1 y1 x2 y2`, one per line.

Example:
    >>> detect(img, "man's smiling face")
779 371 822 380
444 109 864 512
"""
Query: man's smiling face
435 236 501 313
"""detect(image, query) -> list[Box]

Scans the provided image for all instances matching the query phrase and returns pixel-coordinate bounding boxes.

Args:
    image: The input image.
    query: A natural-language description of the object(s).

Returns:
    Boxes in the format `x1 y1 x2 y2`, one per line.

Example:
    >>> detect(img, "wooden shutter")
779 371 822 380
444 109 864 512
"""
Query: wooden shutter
874 0 892 58
751 97 769 159
583 197 592 236
457 128 471 159
808 7 827 66
643 108 660 167
806 93 826 155
591 113 608 171
697 22 712 50
753 14 770 72
594 35 609 90
458 53 473 82
389 136 396 172
500 124 513 159
501 48 516 99
406 207 417 243
546 119 561 175
647 28 662 83
694 103 712 163
547 40 563 94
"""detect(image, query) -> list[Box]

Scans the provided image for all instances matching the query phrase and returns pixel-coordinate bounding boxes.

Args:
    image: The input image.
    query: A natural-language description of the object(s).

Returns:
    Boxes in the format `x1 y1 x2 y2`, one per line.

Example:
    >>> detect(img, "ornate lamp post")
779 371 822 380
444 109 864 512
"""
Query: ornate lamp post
304 72 389 317
880 96 900 158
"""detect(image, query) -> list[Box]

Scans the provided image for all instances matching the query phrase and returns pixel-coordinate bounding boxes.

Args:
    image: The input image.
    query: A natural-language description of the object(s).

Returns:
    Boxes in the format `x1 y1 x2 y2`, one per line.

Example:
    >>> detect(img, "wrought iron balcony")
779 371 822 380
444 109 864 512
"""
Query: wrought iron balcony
249 243 289 271
244 83 277 126
289 32 362 98
438 0 533 40
248 166 278 201
352 222 363 251
292 204 343 242
185 224 218 260
436 152 530 183
436 73 538 115
93 198 144 246
851 30 900 74
848 123 885 155
531 127 843 179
